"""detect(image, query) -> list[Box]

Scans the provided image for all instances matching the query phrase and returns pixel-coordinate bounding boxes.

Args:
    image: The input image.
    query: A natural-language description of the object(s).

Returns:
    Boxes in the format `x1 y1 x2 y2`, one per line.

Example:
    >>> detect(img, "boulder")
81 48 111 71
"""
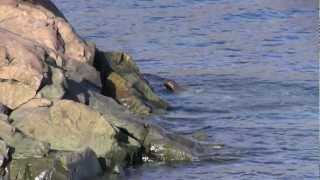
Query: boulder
10 100 116 156
0 120 50 159
10 157 67 180
86 91 202 162
10 148 110 180
0 81 36 109
0 113 8 122
38 63 65 101
15 98 52 109
105 72 151 115
59 148 104 180
0 29 45 91
94 50 168 115
10 99 143 169
62 58 102 104
0 0 95 64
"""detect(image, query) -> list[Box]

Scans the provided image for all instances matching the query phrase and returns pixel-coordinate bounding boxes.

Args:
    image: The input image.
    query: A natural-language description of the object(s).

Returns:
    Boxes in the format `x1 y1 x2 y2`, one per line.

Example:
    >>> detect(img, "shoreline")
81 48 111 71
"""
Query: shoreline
0 0 217 179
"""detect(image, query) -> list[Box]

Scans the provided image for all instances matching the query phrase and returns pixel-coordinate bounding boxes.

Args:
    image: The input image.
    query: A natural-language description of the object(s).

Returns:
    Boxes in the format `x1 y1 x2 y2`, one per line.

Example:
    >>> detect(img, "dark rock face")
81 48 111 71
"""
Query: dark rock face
0 104 10 115
94 49 169 115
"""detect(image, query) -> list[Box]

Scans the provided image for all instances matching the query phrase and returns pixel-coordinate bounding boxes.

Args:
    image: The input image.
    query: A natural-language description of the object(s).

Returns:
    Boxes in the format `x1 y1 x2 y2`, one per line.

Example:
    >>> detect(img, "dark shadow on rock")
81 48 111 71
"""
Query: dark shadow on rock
63 79 101 105
93 49 168 115
0 104 11 115
94 49 116 98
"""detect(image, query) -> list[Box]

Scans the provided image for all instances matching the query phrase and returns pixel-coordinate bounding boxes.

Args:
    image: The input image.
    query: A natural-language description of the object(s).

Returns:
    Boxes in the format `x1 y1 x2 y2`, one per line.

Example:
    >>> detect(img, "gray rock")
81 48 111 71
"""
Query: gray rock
39 66 65 101
0 140 10 179
0 120 50 159
59 148 103 180
86 91 202 162
0 114 8 122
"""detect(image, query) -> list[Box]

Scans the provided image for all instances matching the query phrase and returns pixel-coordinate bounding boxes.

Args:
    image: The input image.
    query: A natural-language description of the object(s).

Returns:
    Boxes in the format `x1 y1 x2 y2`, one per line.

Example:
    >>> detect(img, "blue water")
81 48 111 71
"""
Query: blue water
52 0 319 179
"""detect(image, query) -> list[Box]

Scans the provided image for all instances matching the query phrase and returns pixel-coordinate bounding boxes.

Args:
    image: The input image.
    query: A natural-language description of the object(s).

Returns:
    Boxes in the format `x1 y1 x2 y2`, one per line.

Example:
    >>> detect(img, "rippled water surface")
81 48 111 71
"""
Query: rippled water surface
52 0 318 179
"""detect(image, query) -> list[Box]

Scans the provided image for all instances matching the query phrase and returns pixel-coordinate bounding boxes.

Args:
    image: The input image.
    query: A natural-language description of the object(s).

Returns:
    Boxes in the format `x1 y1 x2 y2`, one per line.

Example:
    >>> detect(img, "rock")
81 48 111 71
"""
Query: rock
0 105 10 116
10 148 110 180
0 114 8 122
86 91 150 144
10 156 68 180
106 72 151 115
0 140 11 179
0 0 18 7
38 64 65 101
0 29 45 91
0 120 50 159
62 58 102 104
97 51 140 75
86 92 202 162
0 0 223 177
59 148 104 180
164 79 183 92
15 98 52 109
94 49 168 115
63 56 102 89
63 90 199 163
11 100 116 156
0 81 36 109
0 0 95 64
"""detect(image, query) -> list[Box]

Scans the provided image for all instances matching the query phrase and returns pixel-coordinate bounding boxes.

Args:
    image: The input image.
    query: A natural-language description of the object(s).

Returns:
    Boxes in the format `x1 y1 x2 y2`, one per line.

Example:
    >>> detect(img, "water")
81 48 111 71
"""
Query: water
52 0 319 179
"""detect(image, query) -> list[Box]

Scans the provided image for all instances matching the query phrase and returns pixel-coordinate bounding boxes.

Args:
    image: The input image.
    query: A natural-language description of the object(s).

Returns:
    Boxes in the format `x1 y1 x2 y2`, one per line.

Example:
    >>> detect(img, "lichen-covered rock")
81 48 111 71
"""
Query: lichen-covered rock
10 100 116 156
0 120 50 159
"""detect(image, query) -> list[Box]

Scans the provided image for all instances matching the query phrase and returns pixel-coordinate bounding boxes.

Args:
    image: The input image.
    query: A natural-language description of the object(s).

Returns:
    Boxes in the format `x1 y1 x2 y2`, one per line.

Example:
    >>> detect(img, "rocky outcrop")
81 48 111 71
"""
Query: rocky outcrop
0 0 219 179
94 50 169 115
